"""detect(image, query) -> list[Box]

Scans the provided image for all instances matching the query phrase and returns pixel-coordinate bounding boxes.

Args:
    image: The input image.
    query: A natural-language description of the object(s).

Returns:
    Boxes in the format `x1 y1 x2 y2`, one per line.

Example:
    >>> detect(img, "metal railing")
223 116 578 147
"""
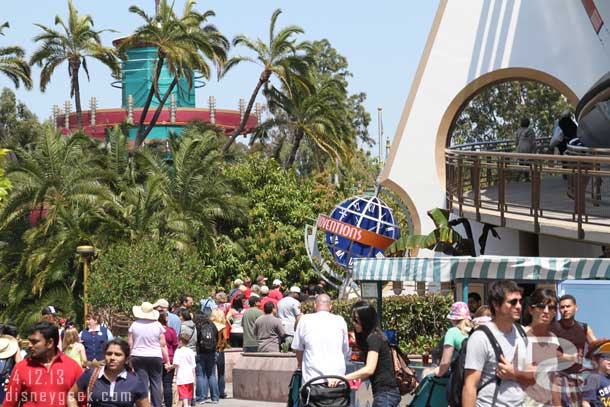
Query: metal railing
450 137 551 153
445 149 610 239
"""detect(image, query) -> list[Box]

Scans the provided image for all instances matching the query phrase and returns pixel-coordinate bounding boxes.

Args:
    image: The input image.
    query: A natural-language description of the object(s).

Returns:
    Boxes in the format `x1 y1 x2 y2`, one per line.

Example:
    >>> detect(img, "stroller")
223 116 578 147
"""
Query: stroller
299 375 351 407
407 374 449 407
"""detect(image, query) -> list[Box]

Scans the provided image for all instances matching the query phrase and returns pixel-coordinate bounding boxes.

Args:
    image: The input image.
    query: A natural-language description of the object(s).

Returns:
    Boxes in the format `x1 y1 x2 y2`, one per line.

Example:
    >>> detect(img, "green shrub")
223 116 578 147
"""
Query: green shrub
301 294 453 354
89 240 212 314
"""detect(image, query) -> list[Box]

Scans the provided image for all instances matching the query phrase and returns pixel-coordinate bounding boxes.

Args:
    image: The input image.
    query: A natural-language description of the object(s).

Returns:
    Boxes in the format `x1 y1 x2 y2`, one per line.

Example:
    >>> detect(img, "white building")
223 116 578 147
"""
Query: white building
383 0 610 261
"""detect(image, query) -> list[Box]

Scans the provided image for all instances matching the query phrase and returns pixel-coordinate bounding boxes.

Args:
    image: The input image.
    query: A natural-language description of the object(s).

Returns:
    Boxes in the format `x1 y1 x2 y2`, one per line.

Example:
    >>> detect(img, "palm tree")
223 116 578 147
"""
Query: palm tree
264 76 353 168
0 22 33 90
0 128 110 328
222 9 312 153
30 0 119 128
133 130 246 250
122 0 229 148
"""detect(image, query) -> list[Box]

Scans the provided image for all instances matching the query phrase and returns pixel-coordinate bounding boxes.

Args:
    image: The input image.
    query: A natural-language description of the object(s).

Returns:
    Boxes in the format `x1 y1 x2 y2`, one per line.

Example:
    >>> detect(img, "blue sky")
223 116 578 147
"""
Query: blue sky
2 0 439 151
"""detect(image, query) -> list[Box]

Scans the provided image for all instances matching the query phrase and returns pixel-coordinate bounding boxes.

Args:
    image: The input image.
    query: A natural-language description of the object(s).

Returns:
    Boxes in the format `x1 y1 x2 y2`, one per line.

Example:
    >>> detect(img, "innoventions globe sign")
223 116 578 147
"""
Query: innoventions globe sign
316 195 399 267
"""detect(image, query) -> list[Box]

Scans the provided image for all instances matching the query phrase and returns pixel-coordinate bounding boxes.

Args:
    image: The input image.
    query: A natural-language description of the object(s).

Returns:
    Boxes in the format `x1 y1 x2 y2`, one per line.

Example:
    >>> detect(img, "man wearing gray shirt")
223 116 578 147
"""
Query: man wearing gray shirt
463 281 527 407
277 286 302 343
254 301 286 352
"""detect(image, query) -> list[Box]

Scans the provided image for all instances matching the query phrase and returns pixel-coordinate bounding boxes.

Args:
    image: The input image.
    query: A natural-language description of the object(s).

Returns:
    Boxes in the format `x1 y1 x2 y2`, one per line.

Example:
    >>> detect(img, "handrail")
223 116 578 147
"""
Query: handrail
445 148 610 240
446 149 610 164
450 137 550 151
567 144 610 156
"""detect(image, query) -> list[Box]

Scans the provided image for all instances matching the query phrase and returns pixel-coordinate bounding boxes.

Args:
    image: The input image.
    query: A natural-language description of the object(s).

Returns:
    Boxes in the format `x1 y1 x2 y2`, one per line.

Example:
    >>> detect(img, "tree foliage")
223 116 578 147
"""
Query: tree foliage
451 80 571 146
223 8 312 153
0 125 245 329
30 0 119 127
0 88 43 150
89 239 210 314
0 22 32 90
123 0 229 147
205 155 337 287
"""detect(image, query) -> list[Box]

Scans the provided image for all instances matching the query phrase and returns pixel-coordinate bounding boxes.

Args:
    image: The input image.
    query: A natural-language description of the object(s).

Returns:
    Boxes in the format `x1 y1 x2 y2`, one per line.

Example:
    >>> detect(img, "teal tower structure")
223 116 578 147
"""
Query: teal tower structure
56 37 256 141
119 45 201 140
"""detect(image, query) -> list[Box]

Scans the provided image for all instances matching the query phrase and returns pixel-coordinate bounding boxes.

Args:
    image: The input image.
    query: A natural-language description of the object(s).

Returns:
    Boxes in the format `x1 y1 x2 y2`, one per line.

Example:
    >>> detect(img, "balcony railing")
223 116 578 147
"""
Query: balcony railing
449 137 550 153
445 147 610 241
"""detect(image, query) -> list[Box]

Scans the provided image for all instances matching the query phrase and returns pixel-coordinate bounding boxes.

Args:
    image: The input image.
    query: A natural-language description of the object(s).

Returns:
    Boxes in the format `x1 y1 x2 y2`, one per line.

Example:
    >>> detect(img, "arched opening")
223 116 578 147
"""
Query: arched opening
448 80 572 148
434 67 578 185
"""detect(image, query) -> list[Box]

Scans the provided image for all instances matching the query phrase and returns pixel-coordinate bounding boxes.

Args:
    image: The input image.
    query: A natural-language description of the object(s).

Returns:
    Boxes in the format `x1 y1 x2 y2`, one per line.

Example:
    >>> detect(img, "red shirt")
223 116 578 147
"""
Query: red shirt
268 289 284 302
260 296 278 310
4 351 84 407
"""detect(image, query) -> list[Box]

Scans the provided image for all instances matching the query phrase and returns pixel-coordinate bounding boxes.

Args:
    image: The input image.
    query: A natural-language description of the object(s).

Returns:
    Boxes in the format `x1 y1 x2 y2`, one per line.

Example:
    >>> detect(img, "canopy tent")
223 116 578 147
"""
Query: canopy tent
352 256 610 323
352 256 610 282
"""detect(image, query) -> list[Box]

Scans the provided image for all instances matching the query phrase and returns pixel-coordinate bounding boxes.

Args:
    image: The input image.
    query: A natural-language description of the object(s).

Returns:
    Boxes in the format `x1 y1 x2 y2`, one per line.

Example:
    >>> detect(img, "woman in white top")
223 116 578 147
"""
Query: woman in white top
128 302 170 407
522 288 561 407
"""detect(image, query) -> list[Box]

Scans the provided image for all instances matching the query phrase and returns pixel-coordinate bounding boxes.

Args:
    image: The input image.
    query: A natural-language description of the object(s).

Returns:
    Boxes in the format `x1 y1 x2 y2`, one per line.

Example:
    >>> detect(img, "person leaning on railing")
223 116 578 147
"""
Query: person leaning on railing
515 118 537 154
514 118 537 182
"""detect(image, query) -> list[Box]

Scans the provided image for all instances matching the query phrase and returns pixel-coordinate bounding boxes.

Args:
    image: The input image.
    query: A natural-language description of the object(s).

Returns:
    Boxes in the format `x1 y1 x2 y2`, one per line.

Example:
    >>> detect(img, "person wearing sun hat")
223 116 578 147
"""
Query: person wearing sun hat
0 334 20 404
582 338 610 407
129 301 170 407
434 301 472 377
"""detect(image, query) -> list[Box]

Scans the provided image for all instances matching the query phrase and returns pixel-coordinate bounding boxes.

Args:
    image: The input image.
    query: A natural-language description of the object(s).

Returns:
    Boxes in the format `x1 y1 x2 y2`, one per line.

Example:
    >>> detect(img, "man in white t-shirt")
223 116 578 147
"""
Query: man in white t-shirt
291 294 350 383
463 280 527 407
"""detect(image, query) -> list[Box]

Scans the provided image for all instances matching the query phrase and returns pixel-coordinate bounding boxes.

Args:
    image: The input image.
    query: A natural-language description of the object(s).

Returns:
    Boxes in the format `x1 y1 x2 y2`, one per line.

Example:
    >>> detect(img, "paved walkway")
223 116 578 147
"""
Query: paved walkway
200 383 285 407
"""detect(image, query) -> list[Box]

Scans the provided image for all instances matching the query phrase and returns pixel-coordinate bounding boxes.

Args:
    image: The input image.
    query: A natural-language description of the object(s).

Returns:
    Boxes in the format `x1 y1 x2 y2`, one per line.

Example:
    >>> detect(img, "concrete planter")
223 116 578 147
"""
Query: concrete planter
223 348 243 383
232 351 298 402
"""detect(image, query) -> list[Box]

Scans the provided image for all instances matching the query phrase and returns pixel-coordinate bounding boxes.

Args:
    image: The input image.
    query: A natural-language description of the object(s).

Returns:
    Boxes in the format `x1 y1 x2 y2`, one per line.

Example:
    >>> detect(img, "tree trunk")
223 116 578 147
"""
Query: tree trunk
285 129 304 168
71 59 83 129
222 70 270 154
135 55 165 148
272 134 286 162
139 77 178 142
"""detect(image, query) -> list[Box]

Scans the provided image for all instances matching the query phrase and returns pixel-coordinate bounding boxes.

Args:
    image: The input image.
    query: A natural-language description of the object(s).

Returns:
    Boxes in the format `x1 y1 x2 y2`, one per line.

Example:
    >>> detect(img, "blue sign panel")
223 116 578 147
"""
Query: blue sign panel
324 195 399 267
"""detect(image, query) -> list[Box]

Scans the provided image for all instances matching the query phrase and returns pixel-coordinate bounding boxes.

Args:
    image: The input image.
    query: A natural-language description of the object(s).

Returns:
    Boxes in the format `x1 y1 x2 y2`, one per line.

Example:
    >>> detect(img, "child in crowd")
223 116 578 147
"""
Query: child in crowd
173 332 197 407
583 339 610 407
62 327 87 368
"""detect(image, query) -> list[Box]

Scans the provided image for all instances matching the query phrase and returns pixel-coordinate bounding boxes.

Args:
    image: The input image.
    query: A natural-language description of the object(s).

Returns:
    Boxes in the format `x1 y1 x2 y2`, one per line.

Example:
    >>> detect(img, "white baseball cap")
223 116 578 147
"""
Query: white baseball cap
290 286 301 294
153 299 169 308
272 279 282 286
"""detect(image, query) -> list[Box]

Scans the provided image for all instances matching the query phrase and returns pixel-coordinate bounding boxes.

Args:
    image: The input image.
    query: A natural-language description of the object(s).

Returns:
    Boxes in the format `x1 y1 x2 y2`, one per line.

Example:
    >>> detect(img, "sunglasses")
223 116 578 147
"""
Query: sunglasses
351 316 361 324
532 303 557 311
599 354 610 361
506 298 522 306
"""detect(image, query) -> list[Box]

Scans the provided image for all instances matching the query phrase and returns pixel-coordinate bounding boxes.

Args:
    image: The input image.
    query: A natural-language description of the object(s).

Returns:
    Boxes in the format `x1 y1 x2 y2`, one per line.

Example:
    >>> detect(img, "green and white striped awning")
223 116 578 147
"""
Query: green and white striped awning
352 256 610 282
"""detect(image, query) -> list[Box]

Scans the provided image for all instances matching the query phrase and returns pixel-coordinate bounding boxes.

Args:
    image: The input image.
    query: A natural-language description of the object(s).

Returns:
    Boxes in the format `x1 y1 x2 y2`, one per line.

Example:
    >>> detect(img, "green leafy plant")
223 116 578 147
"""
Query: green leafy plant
301 294 453 354
385 208 500 257
89 239 212 315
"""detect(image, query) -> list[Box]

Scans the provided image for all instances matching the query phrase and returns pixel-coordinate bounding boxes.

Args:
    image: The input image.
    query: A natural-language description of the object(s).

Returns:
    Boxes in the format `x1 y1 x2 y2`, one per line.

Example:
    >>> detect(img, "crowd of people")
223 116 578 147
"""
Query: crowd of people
0 276 607 407
425 282 606 407
0 275 328 407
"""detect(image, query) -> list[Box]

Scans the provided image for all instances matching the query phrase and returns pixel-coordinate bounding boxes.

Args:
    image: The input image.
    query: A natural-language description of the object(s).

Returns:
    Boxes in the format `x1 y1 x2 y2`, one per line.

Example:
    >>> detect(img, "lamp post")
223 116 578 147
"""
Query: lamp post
76 245 95 317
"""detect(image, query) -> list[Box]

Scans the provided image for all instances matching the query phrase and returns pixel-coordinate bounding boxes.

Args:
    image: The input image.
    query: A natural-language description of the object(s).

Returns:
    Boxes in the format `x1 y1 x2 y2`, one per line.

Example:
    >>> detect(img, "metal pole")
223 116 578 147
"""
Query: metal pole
377 107 383 167
462 279 469 302
377 281 383 328
77 245 95 318
83 259 89 317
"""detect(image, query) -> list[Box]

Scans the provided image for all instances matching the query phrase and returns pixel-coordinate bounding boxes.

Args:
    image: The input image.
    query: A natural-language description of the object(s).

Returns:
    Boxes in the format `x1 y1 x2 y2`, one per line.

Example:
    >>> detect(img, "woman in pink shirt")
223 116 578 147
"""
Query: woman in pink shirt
159 312 178 407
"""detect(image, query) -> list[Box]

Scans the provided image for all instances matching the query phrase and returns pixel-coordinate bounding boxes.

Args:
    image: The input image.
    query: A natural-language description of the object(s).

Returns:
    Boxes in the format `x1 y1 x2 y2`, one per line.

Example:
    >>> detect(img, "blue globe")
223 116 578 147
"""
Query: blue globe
324 195 400 267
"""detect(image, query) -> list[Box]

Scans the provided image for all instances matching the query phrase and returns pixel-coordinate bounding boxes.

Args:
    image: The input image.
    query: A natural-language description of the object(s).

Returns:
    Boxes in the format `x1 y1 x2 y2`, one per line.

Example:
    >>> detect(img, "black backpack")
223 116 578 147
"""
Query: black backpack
198 322 218 353
447 323 527 407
